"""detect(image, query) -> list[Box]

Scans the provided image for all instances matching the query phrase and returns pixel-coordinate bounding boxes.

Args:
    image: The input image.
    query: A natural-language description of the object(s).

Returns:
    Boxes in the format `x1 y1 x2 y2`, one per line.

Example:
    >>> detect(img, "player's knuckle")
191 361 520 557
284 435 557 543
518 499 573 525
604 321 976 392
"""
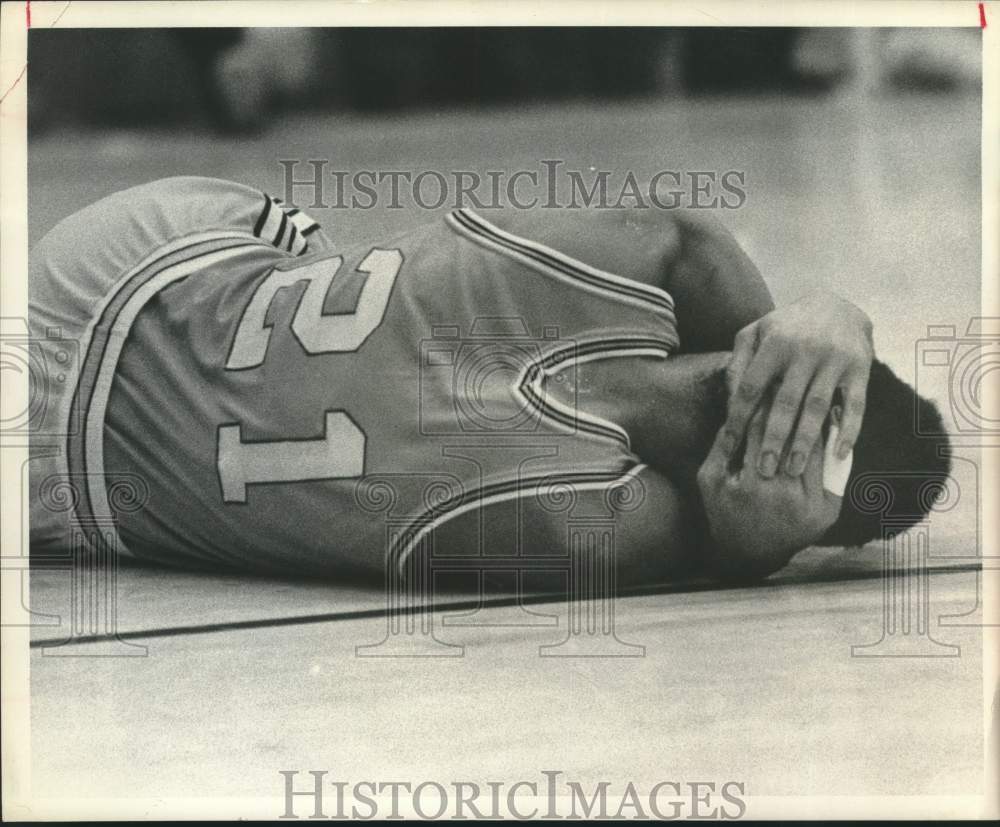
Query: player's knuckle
797 336 825 357
771 330 796 351
803 393 830 415
762 436 786 455
794 416 819 439
737 381 761 402
774 391 800 411
846 396 867 417
790 439 813 459
719 425 740 447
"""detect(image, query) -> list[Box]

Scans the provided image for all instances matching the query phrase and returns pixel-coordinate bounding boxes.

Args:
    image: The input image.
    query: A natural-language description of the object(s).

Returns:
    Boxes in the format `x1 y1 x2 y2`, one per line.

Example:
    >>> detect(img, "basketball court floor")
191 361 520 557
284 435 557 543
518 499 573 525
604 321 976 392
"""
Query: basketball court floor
17 94 993 813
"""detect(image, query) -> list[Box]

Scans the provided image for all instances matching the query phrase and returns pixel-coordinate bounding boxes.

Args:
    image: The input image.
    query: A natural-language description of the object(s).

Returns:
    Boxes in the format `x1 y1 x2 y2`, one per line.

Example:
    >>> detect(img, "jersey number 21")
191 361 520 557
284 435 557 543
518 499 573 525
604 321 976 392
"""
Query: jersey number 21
217 249 402 503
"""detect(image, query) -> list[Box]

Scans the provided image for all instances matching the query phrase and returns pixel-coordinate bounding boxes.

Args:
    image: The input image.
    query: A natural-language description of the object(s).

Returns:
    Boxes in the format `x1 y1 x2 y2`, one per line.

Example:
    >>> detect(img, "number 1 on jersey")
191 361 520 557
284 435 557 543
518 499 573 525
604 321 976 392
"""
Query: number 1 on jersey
218 412 364 503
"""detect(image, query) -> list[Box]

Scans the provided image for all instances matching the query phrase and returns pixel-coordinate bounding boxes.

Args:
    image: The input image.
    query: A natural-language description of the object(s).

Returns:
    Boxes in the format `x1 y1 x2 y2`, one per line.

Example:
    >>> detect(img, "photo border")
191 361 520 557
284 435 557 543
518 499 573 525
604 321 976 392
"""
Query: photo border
2 1 997 819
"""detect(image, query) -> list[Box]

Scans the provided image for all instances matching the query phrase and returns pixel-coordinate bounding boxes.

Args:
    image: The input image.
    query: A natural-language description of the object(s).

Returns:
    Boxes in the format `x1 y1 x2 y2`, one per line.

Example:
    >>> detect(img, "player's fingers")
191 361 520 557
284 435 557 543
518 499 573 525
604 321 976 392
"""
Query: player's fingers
726 323 760 397
835 365 871 459
722 339 788 458
704 421 732 474
756 361 818 478
784 363 843 476
743 402 768 474
802 419 827 494
698 422 726 478
697 423 731 493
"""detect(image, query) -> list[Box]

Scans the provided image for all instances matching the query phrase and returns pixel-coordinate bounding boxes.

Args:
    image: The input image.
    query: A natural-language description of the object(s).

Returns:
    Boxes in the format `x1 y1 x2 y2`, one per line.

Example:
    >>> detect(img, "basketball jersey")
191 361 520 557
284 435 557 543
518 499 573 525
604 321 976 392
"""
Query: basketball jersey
30 177 681 577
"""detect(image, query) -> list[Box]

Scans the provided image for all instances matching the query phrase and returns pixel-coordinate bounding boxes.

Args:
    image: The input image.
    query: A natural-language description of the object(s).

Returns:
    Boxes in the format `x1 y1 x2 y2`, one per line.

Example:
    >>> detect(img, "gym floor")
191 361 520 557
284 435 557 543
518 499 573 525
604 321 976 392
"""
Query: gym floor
23 94 990 811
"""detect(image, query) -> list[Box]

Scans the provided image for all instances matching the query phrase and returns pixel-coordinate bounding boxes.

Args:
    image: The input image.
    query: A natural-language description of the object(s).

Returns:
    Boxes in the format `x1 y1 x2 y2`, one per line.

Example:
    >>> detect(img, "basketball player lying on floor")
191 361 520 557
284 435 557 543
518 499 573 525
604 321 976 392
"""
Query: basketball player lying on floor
29 177 950 585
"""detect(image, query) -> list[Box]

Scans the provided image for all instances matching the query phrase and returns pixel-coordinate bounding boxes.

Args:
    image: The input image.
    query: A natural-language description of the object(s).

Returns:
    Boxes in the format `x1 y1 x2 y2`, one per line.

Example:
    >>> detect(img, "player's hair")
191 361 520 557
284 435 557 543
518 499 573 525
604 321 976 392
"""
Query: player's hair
817 359 951 548
703 358 951 549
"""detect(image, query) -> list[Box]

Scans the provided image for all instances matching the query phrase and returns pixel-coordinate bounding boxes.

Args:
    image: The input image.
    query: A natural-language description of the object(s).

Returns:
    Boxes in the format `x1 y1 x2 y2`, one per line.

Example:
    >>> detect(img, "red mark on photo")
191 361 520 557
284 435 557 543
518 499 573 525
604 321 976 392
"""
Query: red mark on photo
980 2 987 28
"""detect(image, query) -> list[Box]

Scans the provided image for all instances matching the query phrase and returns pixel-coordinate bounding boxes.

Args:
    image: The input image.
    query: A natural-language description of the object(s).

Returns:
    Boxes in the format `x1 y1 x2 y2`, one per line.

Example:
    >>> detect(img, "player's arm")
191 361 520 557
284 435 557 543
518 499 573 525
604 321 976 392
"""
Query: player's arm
665 211 873 484
662 209 776 353
487 207 872 479
426 465 701 588
695 395 842 581
487 206 775 352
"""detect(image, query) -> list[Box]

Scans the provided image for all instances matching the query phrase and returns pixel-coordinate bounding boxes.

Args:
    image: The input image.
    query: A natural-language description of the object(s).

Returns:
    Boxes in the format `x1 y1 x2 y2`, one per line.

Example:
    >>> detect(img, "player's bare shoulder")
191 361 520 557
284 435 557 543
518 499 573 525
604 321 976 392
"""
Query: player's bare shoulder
476 207 685 288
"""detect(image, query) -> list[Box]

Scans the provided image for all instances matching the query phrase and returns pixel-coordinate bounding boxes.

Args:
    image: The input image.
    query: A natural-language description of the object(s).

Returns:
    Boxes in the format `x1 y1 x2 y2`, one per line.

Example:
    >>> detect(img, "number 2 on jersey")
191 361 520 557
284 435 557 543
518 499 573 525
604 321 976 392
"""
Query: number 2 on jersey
217 249 402 503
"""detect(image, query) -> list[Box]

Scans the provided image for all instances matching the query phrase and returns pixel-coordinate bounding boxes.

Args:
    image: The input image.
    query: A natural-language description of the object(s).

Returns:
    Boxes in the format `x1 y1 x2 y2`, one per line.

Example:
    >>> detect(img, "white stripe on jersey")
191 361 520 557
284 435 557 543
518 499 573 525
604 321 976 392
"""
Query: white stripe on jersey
514 343 674 449
286 206 321 241
259 196 317 256
80 237 270 557
448 208 677 318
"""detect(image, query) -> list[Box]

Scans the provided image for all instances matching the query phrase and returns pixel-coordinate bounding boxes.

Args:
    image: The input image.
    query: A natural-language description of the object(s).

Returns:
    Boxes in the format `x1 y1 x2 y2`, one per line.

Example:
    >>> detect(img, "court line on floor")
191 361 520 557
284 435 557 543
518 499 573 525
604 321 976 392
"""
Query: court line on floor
26 563 983 650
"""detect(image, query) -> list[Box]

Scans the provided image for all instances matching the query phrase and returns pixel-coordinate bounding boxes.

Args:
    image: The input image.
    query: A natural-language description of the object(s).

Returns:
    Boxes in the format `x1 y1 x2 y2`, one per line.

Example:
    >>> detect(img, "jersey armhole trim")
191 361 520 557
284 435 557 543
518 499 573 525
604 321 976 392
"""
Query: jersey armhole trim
516 336 674 450
391 462 649 579
447 208 678 319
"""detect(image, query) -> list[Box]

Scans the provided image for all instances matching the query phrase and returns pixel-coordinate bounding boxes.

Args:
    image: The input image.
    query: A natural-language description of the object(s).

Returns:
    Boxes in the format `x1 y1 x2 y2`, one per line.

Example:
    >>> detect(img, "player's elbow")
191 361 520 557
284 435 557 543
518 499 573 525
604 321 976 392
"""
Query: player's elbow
702 531 799 584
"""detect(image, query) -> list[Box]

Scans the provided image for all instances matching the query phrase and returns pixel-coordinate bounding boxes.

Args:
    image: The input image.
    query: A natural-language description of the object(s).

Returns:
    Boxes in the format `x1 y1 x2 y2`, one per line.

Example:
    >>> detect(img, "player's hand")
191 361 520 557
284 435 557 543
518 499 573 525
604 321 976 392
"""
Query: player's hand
723 290 873 479
696 405 842 580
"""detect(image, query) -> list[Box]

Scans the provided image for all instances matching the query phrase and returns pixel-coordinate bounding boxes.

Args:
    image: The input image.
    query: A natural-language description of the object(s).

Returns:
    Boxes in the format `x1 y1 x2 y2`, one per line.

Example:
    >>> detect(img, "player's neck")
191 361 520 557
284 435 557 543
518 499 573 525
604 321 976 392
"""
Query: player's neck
562 351 730 486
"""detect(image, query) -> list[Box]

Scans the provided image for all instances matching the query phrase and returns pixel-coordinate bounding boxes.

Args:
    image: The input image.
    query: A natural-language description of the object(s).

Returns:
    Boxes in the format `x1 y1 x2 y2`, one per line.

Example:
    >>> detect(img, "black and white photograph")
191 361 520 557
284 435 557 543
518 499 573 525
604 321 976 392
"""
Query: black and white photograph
1 0 997 820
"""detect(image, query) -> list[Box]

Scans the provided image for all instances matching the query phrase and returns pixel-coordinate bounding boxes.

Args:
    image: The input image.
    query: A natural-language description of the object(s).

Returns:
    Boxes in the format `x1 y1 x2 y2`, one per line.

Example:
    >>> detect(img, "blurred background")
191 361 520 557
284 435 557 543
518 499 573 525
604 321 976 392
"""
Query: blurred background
27 26 983 488
28 27 981 132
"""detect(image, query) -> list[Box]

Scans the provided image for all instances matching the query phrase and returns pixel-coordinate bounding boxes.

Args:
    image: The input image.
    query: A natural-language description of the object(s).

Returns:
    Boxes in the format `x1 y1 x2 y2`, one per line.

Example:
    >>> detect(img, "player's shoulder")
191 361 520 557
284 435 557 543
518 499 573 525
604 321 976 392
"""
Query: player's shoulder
70 176 267 220
109 174 261 200
484 205 686 248
37 176 330 261
109 175 293 236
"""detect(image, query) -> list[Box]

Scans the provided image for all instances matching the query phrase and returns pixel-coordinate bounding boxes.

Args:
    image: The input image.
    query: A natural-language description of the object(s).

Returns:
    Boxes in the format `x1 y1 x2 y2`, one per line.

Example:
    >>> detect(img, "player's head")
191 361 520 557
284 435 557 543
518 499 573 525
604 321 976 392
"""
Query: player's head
816 359 951 548
699 357 950 550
